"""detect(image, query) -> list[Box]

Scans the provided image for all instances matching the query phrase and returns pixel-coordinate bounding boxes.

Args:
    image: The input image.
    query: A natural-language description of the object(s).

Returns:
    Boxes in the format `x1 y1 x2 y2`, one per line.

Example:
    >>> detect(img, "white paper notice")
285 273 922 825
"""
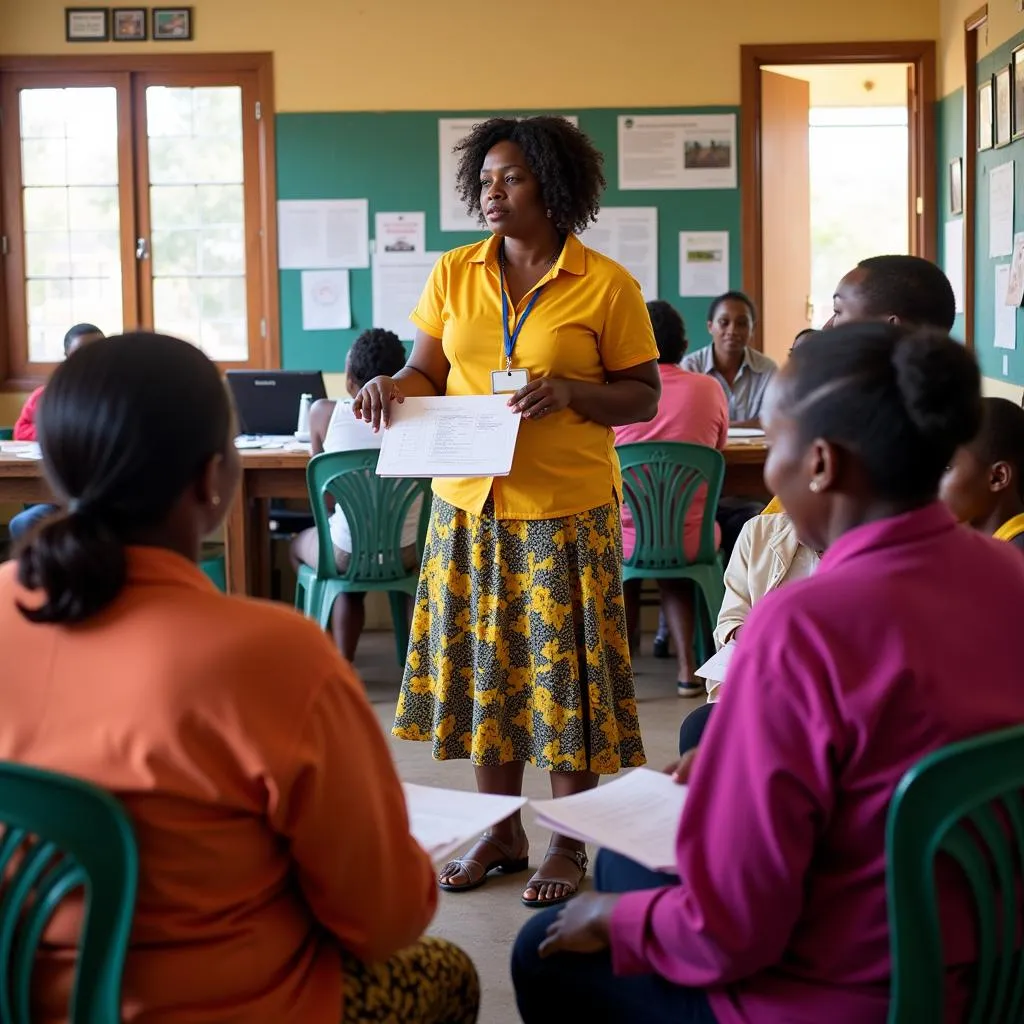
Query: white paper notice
943 221 965 314
995 264 1017 349
680 231 730 296
376 395 521 478
375 211 426 258
580 207 658 298
403 784 528 866
989 162 1015 258
1007 232 1024 307
531 769 687 873
300 270 351 331
696 641 736 684
439 116 578 232
619 114 737 190
371 251 441 342
278 199 370 269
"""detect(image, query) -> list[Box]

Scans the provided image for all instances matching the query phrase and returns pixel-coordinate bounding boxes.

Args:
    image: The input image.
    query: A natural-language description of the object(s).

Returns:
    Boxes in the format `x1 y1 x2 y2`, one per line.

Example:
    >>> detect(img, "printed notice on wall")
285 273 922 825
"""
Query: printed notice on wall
679 231 730 296
989 162 1014 258
375 212 426 259
618 114 737 190
301 270 351 331
278 199 369 269
994 263 1017 350
372 251 441 341
580 207 658 299
943 221 964 314
438 116 579 232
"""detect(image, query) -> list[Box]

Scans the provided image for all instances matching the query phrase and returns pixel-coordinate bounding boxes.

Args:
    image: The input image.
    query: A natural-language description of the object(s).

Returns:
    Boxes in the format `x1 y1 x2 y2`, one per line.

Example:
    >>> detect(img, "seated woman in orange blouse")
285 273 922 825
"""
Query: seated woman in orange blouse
0 331 478 1024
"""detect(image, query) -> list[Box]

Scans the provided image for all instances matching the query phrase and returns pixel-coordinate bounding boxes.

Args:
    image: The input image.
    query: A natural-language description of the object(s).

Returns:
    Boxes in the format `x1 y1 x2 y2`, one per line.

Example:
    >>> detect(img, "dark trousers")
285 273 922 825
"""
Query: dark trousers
679 702 714 755
512 909 718 1023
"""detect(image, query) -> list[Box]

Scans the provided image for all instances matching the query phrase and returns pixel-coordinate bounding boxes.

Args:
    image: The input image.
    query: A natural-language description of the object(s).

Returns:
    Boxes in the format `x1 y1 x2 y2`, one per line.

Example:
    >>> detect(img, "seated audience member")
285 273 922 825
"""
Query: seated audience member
940 396 1024 550
615 300 728 695
9 322 104 541
762 253 958 516
513 324 1024 1024
291 328 422 660
0 332 478 1024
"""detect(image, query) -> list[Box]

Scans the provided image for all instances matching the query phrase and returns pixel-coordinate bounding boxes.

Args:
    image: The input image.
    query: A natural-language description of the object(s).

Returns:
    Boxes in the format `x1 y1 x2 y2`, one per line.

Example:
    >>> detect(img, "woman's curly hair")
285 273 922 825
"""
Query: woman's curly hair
453 116 606 235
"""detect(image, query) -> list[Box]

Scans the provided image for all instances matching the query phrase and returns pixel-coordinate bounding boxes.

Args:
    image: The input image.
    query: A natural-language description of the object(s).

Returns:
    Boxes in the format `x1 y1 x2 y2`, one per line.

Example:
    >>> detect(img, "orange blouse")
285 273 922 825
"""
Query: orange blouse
0 547 436 1023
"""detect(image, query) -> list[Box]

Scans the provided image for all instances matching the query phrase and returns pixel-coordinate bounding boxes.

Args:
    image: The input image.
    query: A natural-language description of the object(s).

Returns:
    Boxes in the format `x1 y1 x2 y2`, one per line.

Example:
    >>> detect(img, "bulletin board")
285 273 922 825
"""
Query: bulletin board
275 106 743 371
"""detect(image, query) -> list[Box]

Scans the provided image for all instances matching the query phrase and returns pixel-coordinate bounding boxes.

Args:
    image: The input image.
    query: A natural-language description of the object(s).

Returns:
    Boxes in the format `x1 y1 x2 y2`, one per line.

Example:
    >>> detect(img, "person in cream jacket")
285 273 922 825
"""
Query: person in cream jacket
707 512 819 701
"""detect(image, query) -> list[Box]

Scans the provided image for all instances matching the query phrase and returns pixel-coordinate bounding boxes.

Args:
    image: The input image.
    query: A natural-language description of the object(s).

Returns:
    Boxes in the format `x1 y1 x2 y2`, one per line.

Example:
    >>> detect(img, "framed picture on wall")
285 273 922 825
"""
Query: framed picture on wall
65 8 109 41
949 157 963 216
1013 44 1024 139
979 79 994 151
995 65 1013 147
152 7 192 40
112 8 147 41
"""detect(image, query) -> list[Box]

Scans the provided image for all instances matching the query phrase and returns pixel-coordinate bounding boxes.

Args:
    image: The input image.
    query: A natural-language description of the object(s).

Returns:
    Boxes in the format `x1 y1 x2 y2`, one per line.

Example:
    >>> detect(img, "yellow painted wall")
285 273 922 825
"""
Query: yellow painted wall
939 0 1024 96
3 0 939 111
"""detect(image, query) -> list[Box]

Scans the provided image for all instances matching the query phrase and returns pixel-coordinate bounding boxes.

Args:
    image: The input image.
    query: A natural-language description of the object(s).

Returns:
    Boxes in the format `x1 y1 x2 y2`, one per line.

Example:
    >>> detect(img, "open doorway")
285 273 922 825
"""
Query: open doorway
740 43 936 363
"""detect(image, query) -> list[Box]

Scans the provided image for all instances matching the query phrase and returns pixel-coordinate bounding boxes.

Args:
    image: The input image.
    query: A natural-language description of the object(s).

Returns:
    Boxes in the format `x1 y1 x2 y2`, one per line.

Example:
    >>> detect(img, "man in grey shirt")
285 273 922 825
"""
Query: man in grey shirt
681 292 777 425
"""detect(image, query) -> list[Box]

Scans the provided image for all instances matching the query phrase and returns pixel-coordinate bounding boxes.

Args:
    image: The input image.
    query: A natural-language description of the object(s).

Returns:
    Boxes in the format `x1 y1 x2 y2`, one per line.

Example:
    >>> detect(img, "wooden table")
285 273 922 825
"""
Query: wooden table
0 443 769 598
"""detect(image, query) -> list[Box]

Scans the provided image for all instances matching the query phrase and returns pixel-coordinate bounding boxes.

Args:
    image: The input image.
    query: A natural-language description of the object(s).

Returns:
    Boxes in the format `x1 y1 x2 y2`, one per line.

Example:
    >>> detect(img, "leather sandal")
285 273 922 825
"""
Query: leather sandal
520 845 589 908
437 833 529 893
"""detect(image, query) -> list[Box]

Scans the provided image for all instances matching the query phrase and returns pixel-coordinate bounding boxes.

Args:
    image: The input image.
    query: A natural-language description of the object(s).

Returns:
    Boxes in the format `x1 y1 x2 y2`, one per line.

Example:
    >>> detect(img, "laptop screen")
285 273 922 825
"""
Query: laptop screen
226 370 328 436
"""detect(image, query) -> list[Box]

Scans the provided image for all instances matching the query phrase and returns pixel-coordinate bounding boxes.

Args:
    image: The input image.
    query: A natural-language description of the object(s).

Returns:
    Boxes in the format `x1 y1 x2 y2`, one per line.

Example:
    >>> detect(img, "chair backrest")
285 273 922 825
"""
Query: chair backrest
306 449 431 584
616 441 725 569
0 762 137 1023
886 724 1024 1024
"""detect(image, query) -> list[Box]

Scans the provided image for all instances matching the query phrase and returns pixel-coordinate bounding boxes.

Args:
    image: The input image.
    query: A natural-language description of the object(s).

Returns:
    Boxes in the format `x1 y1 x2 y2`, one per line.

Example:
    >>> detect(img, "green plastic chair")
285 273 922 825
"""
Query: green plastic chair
294 449 430 665
0 428 13 442
617 441 726 667
886 723 1024 1023
0 762 138 1023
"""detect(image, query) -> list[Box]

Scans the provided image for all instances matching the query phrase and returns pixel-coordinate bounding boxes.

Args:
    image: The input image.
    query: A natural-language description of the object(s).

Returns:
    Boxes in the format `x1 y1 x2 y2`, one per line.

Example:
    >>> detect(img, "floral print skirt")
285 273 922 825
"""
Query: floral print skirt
392 497 646 774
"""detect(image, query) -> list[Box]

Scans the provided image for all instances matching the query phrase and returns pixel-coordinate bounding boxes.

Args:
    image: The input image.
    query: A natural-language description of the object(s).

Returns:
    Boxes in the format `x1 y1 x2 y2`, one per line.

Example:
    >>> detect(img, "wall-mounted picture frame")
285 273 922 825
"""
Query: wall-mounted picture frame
65 8 109 42
152 7 192 40
979 79 994 151
949 157 963 216
1013 43 1024 139
112 8 147 41
995 64 1013 147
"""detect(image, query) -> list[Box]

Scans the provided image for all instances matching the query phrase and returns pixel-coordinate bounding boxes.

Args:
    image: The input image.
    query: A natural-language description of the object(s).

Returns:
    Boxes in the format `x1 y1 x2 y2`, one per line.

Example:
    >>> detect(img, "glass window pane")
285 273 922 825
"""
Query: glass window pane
23 188 69 232
20 87 122 362
147 85 248 360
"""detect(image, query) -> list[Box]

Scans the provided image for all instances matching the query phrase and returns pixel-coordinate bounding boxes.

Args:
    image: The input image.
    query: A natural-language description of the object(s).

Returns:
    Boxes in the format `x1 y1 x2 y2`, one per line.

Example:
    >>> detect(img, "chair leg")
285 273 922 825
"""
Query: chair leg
388 592 411 667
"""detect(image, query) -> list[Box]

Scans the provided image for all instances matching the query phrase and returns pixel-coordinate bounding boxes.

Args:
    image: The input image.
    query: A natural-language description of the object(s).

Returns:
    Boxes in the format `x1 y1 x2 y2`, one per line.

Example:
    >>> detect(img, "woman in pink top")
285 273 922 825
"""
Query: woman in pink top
615 300 728 694
513 324 1024 1023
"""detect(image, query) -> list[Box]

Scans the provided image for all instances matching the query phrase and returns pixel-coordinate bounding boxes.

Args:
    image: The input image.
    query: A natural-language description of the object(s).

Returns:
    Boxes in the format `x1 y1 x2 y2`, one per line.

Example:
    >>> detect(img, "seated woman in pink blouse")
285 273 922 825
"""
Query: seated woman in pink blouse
513 323 1024 1024
614 301 728 696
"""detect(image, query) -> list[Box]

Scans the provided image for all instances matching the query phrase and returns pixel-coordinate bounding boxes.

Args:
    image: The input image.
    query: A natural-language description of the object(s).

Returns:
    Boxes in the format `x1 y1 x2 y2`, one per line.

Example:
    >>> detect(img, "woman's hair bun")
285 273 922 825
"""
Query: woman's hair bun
891 328 982 453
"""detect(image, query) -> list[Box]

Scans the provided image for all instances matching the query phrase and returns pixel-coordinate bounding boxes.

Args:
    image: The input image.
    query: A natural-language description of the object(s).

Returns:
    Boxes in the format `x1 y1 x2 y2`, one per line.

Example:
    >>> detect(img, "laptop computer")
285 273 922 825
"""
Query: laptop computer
226 370 328 437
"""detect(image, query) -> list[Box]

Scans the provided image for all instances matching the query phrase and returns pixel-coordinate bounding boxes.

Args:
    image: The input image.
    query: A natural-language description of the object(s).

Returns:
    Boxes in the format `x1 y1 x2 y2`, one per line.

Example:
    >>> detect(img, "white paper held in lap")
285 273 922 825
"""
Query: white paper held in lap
531 768 688 873
403 784 528 866
375 395 521 478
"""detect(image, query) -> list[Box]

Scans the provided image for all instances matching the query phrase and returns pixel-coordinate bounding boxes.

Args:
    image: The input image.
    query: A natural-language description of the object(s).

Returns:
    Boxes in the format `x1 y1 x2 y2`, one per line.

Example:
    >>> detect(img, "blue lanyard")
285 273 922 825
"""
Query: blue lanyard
499 247 545 369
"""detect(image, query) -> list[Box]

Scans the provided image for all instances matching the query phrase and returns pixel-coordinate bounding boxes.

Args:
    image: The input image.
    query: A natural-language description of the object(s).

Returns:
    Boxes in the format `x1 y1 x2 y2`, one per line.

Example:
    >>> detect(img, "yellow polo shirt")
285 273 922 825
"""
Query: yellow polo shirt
411 233 657 520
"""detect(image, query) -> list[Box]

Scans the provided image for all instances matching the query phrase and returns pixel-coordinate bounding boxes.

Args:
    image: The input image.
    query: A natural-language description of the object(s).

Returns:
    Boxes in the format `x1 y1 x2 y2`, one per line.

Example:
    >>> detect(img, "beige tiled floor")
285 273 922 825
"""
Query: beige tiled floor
359 631 695 1024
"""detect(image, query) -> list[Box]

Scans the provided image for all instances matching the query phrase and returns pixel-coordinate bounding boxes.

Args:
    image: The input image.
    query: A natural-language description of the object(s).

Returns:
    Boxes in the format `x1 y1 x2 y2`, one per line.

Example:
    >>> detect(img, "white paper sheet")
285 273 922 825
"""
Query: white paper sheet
1007 232 1024 308
680 231 730 296
403 784 528 866
376 395 521 478
989 162 1015 258
618 114 737 190
726 427 764 439
300 269 351 330
324 400 382 452
943 220 965 314
375 212 426 258
696 641 736 684
995 264 1017 350
531 769 687 873
278 199 369 269
438 116 578 232
371 251 441 342
580 207 658 298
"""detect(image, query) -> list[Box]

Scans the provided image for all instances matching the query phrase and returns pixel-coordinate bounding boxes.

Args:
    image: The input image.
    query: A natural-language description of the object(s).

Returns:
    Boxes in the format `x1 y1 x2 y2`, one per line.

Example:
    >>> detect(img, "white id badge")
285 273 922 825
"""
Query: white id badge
490 368 530 394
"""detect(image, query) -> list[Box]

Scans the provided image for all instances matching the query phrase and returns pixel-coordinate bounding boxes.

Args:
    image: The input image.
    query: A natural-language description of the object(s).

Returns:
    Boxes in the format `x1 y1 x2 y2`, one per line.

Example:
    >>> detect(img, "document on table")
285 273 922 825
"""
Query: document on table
696 641 736 684
403 784 527 866
376 395 521 478
531 769 687 873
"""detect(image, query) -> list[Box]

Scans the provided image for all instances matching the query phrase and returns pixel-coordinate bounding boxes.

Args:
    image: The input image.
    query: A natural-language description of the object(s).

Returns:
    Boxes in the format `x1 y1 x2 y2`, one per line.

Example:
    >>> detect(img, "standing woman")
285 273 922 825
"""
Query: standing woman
354 116 660 907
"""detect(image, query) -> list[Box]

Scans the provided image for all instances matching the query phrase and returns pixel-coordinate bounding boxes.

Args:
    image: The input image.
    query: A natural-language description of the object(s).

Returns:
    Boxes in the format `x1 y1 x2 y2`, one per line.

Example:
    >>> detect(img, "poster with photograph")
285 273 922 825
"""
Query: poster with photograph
618 114 736 190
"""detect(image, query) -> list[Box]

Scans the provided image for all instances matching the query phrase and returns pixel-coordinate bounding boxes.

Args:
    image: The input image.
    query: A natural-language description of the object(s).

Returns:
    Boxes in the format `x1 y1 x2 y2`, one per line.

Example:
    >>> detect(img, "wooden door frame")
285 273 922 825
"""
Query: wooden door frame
963 6 989 349
740 41 937 334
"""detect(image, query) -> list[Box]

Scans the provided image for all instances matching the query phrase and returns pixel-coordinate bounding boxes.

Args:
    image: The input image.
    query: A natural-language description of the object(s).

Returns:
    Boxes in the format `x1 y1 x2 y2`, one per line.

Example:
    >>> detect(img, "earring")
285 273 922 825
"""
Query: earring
546 209 552 218
211 495 221 507
809 481 820 493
